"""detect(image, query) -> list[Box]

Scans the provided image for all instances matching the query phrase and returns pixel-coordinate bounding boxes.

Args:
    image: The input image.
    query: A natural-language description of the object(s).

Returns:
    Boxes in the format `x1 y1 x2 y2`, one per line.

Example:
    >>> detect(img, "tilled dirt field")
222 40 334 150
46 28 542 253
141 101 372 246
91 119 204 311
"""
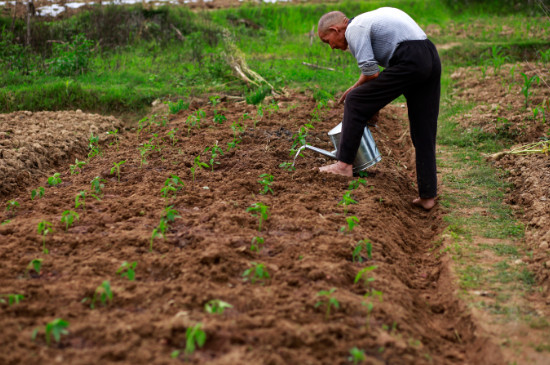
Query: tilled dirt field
0 94 502 364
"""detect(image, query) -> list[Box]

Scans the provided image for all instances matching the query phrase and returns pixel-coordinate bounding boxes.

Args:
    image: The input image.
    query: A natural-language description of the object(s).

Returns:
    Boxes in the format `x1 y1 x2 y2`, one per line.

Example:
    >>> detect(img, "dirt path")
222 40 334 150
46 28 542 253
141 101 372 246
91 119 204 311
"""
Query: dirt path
0 95 501 364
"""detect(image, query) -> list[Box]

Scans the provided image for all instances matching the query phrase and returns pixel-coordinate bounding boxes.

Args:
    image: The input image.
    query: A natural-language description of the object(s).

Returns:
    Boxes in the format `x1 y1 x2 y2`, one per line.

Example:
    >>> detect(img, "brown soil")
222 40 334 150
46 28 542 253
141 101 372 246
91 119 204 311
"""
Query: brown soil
0 94 502 364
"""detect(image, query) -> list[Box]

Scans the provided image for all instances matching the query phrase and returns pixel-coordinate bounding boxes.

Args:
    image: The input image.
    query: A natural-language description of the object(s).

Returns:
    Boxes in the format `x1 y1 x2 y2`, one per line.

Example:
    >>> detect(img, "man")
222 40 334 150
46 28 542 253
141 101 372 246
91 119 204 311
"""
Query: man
317 8 441 210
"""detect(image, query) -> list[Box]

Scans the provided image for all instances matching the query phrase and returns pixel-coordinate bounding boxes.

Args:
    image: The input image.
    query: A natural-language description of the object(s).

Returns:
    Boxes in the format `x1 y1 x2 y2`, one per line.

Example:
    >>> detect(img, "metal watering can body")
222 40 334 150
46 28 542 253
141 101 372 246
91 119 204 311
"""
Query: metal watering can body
304 122 382 173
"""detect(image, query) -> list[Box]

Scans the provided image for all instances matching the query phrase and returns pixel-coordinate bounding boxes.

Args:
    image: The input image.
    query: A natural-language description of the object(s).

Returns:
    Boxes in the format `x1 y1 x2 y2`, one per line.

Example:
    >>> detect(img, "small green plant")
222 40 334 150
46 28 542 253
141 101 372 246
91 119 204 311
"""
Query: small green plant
25 258 43 277
246 202 270 231
279 161 296 171
204 144 224 171
486 45 510 75
37 221 53 254
106 129 119 151
90 280 113 309
185 323 206 355
231 119 245 139
250 236 265 252
32 318 69 346
0 294 24 306
204 299 232 314
110 160 126 182
150 206 180 251
290 124 313 157
521 73 540 107
227 136 241 150
340 216 359 233
538 48 550 66
168 99 189 114
190 155 209 182
348 178 367 190
5 200 19 215
75 191 87 210
352 239 373 263
116 261 137 281
213 113 226 124
348 347 366 364
60 210 79 231
138 142 154 167
88 132 101 159
242 262 270 284
209 95 221 108
31 186 45 200
136 116 149 139
90 176 106 197
161 175 185 199
339 191 357 212
354 265 378 287
315 288 340 320
258 174 274 195
185 109 206 135
167 127 179 146
70 159 86 175
47 173 62 186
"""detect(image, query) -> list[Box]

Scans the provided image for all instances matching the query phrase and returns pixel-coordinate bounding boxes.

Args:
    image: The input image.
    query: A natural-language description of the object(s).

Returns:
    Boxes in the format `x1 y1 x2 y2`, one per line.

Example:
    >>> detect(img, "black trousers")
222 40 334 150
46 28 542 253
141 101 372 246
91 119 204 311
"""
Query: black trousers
338 39 441 198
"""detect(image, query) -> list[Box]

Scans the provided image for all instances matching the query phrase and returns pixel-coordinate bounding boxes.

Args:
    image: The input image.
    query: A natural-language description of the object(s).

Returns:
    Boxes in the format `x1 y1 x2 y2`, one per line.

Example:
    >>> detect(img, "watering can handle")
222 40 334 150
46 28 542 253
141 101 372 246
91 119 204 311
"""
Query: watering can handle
304 145 337 160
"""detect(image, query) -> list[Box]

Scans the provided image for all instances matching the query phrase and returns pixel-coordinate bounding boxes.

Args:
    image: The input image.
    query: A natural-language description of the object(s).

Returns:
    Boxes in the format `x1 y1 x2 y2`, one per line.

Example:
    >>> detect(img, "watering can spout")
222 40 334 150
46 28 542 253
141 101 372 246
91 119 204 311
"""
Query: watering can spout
304 145 337 160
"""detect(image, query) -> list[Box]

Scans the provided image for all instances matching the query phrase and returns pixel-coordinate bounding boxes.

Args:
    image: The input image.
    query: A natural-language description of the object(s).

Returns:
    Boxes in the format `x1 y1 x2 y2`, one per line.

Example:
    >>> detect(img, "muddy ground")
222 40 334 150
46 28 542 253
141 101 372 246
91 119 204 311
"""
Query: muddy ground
451 62 550 292
0 94 502 364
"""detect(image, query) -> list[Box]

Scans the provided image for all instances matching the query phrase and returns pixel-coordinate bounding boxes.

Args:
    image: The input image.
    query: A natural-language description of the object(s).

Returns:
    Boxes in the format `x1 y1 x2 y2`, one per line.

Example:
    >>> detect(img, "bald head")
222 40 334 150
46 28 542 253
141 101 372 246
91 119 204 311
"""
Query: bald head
318 11 347 35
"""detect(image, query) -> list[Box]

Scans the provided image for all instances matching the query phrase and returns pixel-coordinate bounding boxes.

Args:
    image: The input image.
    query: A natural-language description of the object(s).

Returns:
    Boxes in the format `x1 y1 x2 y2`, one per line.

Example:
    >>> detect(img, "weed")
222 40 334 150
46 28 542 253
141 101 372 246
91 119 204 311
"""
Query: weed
315 288 340 320
340 216 359 233
250 236 265 252
242 262 270 284
0 294 24 306
37 221 53 254
70 159 86 175
167 127 179 146
204 143 224 171
168 99 189 114
521 73 539 107
190 155 210 182
31 186 45 200
60 210 79 231
246 202 270 231
25 258 43 277
32 318 69 346
110 160 126 182
205 299 232 314
352 239 372 263
90 176 106 198
116 261 137 281
47 173 62 186
354 265 377 287
5 200 19 215
90 280 113 309
88 132 101 159
258 173 274 195
348 347 366 364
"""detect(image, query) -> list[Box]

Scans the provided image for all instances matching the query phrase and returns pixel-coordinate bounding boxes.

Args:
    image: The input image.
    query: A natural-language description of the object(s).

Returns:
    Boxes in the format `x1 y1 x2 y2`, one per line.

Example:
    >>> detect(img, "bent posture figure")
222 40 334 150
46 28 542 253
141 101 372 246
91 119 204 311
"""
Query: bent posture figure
317 8 441 210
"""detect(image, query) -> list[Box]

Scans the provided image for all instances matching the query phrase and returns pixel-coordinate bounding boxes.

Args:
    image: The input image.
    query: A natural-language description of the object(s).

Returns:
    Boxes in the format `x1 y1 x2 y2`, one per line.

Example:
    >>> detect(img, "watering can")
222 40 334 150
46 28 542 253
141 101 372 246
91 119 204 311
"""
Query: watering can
294 122 381 173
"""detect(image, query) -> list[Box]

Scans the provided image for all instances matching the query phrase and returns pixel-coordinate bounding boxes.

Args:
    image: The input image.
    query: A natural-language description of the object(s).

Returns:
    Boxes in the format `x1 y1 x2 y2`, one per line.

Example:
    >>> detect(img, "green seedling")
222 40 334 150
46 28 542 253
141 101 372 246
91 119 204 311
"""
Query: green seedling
354 265 378 287
315 288 340 320
60 210 79 231
538 48 550 66
209 95 220 109
352 239 373 263
137 116 149 139
5 200 19 215
190 155 209 182
31 186 45 200
204 299 232 314
185 323 206 355
116 261 137 281
227 136 241 150
258 173 274 195
138 143 154 167
37 221 53 254
106 129 119 151
186 109 206 135
75 191 87 210
231 120 244 139
486 45 510 75
25 258 43 277
246 202 269 231
0 220 10 225
90 280 113 309
521 73 540 107
88 132 101 159
213 113 226 125
290 124 313 157
204 143 224 171
348 347 366 365
161 175 184 199
0 294 24 306
348 178 367 190
254 104 264 128
90 176 106 197
168 99 189 114
339 191 357 213
279 161 296 171
167 127 179 146
110 160 126 182
47 173 62 186
250 236 265 252
340 216 359 233
70 159 86 175
150 206 180 251
32 318 69 346
242 262 270 284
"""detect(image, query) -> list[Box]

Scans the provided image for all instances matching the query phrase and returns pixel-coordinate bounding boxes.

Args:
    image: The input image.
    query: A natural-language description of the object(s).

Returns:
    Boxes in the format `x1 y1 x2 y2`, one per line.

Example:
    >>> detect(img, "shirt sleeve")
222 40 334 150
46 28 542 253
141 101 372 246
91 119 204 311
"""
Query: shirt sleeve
347 26 380 76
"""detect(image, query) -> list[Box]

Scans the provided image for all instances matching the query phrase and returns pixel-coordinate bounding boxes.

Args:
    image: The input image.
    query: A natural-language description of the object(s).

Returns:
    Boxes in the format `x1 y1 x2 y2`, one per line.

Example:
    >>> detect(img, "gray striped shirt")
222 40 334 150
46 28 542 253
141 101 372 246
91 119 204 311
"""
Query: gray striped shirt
345 7 427 75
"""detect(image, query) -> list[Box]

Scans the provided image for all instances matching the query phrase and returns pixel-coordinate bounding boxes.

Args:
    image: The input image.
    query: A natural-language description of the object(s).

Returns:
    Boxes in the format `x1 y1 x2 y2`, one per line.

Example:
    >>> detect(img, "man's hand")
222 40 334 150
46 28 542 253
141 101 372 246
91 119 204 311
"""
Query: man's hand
339 72 380 104
339 87 354 104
